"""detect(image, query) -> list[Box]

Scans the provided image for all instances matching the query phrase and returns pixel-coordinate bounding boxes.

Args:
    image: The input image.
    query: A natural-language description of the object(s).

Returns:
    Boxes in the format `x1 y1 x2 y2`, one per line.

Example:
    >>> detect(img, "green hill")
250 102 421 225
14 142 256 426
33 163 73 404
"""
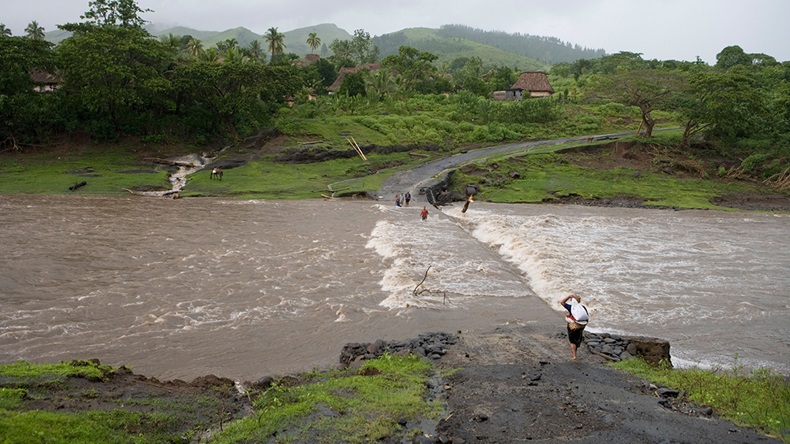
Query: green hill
282 23 352 55
375 28 550 71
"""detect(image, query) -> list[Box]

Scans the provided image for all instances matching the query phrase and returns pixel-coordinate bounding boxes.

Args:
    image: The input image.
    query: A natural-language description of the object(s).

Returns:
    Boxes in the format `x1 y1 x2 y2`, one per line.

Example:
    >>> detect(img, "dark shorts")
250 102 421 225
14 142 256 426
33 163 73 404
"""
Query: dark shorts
567 324 586 346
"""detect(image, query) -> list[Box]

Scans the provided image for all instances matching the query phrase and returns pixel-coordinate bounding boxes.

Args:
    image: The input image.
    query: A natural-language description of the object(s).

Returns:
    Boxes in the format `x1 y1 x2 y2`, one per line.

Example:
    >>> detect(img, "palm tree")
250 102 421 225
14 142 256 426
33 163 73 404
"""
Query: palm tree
264 27 286 57
247 40 265 61
365 69 397 101
306 32 321 54
200 47 219 63
25 21 45 40
160 33 181 50
187 38 203 59
216 38 238 53
224 47 249 64
1 24 14 37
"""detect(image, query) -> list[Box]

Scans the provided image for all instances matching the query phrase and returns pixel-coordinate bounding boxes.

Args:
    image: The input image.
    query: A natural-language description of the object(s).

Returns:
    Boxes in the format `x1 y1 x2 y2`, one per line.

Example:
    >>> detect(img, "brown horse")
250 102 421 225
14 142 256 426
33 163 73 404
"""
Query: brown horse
210 167 223 180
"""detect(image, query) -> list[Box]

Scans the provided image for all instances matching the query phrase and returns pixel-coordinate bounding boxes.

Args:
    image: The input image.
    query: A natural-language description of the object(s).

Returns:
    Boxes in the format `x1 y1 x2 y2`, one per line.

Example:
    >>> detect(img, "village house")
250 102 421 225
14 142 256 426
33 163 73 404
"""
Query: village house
494 71 554 100
327 63 381 94
31 70 61 93
292 53 321 68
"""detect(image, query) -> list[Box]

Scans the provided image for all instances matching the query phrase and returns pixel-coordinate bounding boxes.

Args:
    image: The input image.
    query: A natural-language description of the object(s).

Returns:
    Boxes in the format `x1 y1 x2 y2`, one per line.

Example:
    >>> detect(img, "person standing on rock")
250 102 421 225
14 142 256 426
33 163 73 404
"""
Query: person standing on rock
560 295 589 360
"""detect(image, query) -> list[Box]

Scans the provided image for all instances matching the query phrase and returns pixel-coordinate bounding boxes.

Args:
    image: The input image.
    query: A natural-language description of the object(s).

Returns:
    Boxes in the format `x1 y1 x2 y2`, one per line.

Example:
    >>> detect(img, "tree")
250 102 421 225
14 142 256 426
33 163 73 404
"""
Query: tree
329 39 353 66
56 24 174 137
0 24 12 37
453 56 489 96
186 38 203 59
25 21 45 40
350 29 378 64
715 45 752 70
216 38 238 54
593 70 686 137
79 0 151 28
381 46 439 94
0 36 57 147
200 47 219 63
486 65 517 92
330 29 379 66
337 71 367 97
264 27 286 58
246 40 264 61
160 33 181 51
172 62 301 139
364 69 397 101
679 66 769 145
306 32 321 54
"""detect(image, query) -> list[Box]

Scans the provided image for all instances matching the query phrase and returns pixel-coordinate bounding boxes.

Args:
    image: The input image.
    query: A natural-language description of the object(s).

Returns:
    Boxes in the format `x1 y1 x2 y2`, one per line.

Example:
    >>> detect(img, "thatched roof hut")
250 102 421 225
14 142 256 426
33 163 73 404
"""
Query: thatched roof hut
327 63 381 94
507 72 554 99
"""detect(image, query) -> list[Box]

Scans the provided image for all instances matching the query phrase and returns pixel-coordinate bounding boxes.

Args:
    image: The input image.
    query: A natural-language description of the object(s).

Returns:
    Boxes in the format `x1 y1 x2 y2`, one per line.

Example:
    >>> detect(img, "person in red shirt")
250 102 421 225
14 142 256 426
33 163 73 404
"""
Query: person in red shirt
420 206 429 220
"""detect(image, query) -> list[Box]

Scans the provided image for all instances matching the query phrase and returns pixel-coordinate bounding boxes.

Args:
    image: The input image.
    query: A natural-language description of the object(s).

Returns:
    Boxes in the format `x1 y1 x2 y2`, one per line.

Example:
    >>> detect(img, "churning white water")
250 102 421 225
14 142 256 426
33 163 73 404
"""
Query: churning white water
0 195 787 380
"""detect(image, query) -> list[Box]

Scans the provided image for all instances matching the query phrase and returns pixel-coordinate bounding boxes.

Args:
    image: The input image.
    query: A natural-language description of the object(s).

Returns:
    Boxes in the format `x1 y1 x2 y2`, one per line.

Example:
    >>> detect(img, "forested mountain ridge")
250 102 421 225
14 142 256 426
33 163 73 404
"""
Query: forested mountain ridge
42 22 598 68
435 24 606 64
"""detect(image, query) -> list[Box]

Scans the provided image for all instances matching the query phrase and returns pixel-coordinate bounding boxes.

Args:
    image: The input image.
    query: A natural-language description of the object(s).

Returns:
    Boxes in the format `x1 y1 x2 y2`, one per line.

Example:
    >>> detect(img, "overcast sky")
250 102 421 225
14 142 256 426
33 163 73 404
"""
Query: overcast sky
3 0 789 64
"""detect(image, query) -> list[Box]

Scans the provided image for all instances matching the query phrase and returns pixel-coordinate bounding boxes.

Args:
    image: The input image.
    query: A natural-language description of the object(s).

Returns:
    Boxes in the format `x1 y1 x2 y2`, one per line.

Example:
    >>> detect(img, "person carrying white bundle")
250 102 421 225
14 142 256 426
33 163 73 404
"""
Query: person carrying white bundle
560 294 590 360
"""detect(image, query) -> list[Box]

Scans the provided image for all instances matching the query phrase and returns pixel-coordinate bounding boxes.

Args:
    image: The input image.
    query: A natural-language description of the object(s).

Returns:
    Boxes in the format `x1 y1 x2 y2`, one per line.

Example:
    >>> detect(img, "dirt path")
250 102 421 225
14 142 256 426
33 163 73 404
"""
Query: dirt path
433 324 780 443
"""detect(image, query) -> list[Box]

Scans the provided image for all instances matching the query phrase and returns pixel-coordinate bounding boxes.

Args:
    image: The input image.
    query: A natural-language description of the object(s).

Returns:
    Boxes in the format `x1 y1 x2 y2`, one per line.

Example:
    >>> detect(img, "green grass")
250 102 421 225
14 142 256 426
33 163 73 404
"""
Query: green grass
0 145 172 195
610 358 790 442
0 359 114 383
210 354 442 444
451 150 763 210
0 409 177 444
185 151 426 199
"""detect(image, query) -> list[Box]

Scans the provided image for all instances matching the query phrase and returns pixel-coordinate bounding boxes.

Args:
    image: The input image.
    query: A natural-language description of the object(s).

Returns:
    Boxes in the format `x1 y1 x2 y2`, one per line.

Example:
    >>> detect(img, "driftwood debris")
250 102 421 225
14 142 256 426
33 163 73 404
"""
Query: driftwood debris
413 265 449 305
69 181 87 191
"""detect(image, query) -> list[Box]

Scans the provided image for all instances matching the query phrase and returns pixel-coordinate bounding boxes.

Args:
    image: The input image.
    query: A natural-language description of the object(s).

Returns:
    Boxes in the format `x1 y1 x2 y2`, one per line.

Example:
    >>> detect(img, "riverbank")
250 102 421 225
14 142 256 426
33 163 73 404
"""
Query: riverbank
2 135 788 212
2 326 784 443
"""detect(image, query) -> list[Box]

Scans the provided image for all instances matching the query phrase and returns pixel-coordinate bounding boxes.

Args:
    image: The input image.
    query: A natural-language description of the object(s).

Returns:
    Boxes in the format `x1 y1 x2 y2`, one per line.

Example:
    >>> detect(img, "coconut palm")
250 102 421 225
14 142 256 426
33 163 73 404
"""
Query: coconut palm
25 21 45 40
1 24 14 37
187 38 203 59
160 33 181 50
247 40 265 61
200 47 219 63
264 27 286 57
216 38 238 53
306 32 321 54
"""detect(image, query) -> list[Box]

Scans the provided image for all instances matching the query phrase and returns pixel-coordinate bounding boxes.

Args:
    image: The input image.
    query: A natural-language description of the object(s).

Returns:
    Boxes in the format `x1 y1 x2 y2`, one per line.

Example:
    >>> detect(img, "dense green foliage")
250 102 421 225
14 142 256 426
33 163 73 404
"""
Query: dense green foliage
611 358 790 442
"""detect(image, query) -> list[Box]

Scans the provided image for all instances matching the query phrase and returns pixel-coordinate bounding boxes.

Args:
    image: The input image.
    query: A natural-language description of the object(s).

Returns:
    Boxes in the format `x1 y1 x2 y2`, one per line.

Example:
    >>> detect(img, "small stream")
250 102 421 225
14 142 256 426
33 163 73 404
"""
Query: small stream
132 153 216 197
